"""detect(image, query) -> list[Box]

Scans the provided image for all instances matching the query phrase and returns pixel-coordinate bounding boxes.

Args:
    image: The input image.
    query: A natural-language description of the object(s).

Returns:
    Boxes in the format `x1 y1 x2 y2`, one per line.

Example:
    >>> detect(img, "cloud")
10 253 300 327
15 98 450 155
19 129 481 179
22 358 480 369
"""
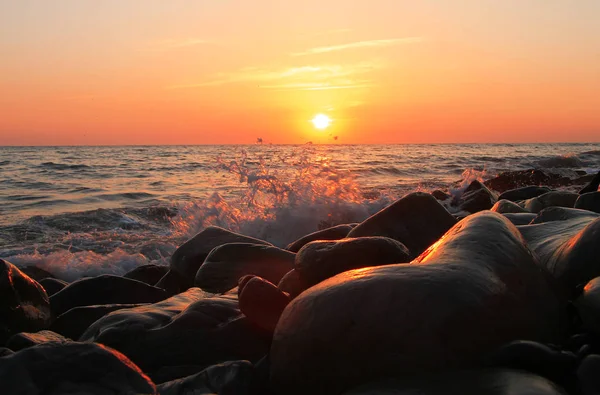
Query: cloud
292 37 422 56
168 61 382 90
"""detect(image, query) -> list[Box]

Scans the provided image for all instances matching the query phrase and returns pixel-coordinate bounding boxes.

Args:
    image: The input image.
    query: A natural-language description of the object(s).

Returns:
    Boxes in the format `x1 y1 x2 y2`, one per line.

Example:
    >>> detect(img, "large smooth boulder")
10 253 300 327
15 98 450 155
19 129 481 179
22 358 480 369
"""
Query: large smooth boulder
157 360 256 395
518 215 600 293
498 186 552 202
171 226 272 286
277 269 307 299
51 303 146 340
530 207 599 224
50 274 167 316
239 276 290 332
492 199 528 214
578 354 600 395
295 237 410 287
347 192 456 258
194 243 294 293
124 264 169 286
286 224 354 253
522 191 579 213
343 369 567 395
579 171 600 194
0 342 157 394
575 277 600 336
6 330 69 351
502 213 537 225
575 192 600 214
270 212 566 394
80 288 270 380
39 278 68 296
0 259 52 345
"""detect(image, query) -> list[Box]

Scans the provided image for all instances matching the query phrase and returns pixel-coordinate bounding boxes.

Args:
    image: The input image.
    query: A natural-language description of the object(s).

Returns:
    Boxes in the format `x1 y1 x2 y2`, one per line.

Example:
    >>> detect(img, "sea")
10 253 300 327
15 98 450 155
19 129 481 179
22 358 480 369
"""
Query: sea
1 143 599 281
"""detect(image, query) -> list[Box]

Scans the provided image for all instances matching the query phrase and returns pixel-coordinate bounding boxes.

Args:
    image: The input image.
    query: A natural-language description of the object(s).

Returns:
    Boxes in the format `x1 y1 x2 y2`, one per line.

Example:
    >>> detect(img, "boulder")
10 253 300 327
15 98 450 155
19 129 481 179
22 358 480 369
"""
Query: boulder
39 278 68 296
0 347 13 356
277 269 307 299
578 354 600 395
0 342 157 394
579 170 600 194
51 303 146 340
518 216 600 293
6 330 69 351
0 259 52 345
157 360 256 395
522 191 579 213
239 276 290 332
348 192 456 258
498 186 552 202
270 212 567 394
194 243 294 293
576 277 600 336
18 266 56 281
171 226 272 286
484 169 563 193
155 270 188 296
530 207 599 224
80 288 270 380
491 199 528 214
458 187 495 213
575 192 600 214
124 264 169 286
501 213 537 226
286 224 354 253
50 274 167 316
431 190 450 201
295 237 410 287
343 369 567 395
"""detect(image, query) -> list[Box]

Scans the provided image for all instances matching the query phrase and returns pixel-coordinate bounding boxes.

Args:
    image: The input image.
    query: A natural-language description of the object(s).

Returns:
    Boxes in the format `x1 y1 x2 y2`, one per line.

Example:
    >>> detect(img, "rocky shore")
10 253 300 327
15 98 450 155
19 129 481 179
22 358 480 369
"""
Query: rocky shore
2 169 600 394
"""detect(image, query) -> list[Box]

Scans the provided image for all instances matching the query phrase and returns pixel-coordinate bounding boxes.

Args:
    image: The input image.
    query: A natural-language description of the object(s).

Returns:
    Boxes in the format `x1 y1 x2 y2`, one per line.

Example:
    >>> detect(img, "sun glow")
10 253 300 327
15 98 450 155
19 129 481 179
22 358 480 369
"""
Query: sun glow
311 114 331 130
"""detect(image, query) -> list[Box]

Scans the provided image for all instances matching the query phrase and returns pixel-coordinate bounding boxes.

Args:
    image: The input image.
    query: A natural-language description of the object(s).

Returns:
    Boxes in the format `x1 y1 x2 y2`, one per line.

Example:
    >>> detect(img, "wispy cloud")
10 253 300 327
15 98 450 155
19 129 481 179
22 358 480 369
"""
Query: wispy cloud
141 38 209 51
168 61 382 90
292 37 422 56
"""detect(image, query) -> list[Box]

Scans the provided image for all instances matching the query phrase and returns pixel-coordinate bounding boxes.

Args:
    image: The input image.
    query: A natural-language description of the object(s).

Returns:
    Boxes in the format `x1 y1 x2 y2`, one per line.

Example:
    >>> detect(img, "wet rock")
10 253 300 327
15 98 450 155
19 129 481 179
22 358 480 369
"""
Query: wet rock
239 276 290 332
124 264 169 286
0 347 13 356
431 189 450 201
80 288 270 380
18 265 56 281
492 199 528 214
39 277 68 296
458 186 495 213
6 330 69 351
519 215 600 293
171 226 272 287
576 277 600 336
575 192 600 214
51 303 146 340
157 360 256 395
348 192 456 258
0 342 157 394
530 207 599 224
502 213 537 225
277 269 307 299
50 274 167 316
577 354 600 395
579 171 600 194
484 340 576 390
286 224 354 253
485 169 564 193
270 212 567 394
194 243 294 293
498 186 552 202
295 237 410 288
0 259 52 345
343 369 567 395
523 191 579 213
155 269 188 296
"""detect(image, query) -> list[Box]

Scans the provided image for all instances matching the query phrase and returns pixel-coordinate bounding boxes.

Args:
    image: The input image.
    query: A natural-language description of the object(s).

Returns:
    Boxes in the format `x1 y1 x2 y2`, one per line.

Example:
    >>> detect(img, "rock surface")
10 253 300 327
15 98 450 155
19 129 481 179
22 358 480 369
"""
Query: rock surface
0 342 157 394
498 186 552 202
124 264 169 286
575 192 600 214
270 212 567 394
0 259 52 345
348 192 456 258
523 191 579 213
170 226 272 286
295 237 410 287
50 274 167 316
239 276 290 332
39 277 68 296
286 224 354 252
194 243 294 293
6 330 69 351
492 199 528 214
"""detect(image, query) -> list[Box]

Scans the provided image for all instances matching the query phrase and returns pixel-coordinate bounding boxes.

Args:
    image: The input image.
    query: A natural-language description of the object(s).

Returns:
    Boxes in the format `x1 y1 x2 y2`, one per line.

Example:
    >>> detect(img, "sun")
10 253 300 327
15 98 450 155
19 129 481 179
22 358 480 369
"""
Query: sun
311 114 331 130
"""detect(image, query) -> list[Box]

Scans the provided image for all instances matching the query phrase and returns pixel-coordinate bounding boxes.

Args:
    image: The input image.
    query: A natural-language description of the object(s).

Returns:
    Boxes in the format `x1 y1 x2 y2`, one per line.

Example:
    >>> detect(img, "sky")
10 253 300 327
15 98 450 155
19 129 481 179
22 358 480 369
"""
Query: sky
1 0 599 145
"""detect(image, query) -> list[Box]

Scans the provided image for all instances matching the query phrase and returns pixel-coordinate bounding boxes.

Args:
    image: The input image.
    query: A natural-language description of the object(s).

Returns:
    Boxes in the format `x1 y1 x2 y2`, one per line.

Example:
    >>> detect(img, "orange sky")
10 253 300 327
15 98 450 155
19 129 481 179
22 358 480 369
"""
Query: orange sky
1 1 599 145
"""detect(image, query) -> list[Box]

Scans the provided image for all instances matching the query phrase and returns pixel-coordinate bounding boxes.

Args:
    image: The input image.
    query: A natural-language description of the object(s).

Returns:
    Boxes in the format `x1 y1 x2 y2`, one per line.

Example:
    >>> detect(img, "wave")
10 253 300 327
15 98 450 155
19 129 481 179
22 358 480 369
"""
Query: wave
0 160 10 166
534 154 584 169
